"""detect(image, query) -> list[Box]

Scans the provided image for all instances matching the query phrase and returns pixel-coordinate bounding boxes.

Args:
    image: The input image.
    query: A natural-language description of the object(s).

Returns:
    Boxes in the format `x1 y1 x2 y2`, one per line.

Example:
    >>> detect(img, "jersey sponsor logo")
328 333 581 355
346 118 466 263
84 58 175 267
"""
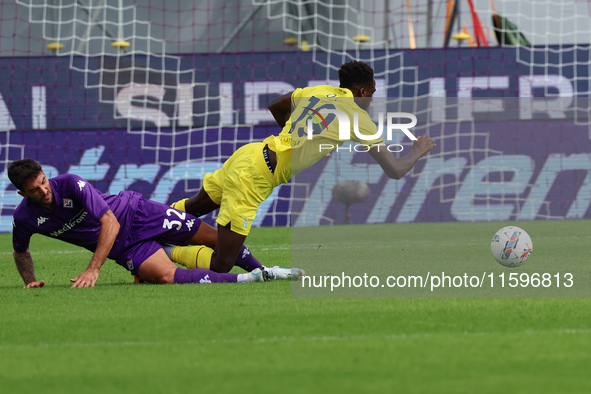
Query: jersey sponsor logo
77 180 86 190
37 216 49 226
199 274 212 284
63 199 73 208
49 209 88 237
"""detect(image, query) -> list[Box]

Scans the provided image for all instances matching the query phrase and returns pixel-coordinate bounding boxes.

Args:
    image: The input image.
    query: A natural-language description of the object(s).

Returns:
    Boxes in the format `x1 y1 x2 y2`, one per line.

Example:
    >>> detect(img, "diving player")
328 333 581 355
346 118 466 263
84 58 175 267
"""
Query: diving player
168 61 436 276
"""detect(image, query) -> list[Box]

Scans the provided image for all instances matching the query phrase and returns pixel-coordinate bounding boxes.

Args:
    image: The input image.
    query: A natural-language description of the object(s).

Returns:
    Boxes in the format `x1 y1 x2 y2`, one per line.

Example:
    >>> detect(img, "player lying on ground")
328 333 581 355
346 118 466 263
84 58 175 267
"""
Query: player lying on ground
7 159 281 288
168 60 436 274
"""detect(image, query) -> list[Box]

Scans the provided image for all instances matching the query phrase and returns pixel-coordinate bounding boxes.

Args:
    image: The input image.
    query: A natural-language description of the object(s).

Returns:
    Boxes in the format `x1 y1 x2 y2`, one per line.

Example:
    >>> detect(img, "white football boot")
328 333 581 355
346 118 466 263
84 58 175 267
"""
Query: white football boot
267 266 306 281
245 268 273 282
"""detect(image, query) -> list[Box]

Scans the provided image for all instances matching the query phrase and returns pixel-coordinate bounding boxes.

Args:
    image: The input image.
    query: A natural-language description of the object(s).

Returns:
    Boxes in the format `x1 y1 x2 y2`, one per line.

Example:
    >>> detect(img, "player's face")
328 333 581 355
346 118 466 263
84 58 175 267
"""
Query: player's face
356 80 376 110
19 171 54 209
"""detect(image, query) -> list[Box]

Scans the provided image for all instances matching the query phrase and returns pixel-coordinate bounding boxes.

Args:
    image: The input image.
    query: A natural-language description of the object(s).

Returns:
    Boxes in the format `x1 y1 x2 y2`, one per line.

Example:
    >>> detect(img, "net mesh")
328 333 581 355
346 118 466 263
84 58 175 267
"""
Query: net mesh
0 0 589 232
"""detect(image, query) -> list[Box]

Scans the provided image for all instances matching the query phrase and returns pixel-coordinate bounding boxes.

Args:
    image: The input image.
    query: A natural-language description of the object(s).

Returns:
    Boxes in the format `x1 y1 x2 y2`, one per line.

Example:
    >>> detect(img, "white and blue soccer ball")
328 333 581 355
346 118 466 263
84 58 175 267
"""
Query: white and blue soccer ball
491 226 533 268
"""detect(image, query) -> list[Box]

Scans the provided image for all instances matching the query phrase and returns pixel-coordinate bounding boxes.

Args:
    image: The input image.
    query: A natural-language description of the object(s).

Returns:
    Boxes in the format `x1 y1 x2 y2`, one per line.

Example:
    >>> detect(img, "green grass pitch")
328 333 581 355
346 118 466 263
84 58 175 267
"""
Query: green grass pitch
1 220 590 393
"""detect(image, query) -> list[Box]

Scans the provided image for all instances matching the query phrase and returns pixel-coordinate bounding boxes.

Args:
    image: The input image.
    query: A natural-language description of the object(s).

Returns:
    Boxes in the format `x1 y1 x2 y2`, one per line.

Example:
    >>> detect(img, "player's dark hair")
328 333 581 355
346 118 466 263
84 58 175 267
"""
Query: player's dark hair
338 61 374 90
7 159 43 191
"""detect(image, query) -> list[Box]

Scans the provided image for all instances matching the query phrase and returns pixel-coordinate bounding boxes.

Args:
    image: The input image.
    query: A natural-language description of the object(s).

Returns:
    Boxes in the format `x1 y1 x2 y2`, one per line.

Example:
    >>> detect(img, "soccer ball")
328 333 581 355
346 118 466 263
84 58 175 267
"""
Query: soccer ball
490 226 533 268
332 180 370 205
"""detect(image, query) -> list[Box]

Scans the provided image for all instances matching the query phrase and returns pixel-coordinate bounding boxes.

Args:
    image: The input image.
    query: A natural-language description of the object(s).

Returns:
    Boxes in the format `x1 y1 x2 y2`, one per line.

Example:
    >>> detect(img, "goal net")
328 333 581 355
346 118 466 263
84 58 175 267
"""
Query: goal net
0 0 589 232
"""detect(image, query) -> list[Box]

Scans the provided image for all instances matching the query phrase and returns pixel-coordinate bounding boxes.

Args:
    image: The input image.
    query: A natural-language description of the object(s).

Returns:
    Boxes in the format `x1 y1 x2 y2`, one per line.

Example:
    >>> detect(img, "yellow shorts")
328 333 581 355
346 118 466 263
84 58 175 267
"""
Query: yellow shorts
203 142 277 236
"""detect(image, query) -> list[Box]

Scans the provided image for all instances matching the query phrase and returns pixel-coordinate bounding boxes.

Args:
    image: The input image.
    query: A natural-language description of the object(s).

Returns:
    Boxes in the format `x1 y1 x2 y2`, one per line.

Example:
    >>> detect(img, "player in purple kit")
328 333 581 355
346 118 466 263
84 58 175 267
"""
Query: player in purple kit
8 158 273 288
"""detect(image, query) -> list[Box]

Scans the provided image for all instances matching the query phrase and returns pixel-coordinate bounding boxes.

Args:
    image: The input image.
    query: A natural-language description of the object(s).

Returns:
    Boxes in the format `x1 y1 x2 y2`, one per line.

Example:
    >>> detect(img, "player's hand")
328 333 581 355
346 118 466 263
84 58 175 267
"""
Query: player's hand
412 134 436 158
70 267 99 288
24 280 45 289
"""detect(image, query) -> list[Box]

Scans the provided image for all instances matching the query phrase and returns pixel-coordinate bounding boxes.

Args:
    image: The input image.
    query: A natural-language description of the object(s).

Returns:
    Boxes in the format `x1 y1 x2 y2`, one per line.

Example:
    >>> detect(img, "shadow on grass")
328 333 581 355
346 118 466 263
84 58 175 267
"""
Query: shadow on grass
0 281 136 290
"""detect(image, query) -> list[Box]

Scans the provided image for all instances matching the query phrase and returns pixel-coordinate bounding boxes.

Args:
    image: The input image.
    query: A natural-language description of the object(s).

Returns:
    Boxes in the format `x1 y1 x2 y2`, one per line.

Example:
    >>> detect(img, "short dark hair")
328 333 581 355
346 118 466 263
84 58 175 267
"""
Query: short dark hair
338 61 374 90
7 159 43 191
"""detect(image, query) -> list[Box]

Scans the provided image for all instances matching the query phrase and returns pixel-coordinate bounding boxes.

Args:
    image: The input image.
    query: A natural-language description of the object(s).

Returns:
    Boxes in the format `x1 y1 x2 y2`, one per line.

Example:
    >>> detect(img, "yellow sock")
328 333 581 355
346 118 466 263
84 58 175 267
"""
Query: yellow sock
170 198 188 212
170 245 213 270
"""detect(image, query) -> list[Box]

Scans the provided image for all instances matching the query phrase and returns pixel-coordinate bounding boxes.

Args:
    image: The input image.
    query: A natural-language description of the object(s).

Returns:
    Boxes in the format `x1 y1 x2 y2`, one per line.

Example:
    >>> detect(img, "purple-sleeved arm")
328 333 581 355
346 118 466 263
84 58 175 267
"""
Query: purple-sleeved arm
66 174 111 221
12 215 33 253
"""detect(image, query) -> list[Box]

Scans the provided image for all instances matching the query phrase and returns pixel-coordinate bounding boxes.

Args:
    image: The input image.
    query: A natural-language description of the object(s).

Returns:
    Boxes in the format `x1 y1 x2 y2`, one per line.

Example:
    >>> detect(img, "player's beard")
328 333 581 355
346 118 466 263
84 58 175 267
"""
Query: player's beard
36 189 54 209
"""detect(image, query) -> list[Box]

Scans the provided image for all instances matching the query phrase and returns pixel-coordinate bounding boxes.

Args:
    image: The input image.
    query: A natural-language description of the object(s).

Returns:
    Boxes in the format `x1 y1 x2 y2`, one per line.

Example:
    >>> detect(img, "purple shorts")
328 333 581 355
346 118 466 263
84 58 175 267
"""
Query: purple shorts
114 198 201 275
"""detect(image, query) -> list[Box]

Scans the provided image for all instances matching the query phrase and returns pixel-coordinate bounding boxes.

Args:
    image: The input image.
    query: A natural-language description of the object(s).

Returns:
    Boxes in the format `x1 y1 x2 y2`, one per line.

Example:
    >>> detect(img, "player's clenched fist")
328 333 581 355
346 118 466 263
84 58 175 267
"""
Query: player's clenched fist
412 134 436 157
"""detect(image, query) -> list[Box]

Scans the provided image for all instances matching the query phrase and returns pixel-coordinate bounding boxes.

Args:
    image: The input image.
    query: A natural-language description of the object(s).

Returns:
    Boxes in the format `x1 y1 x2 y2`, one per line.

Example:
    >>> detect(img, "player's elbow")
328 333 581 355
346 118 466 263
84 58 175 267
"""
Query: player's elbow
102 212 121 232
107 219 121 235
382 162 407 180
267 100 282 117
371 149 406 180
385 169 403 180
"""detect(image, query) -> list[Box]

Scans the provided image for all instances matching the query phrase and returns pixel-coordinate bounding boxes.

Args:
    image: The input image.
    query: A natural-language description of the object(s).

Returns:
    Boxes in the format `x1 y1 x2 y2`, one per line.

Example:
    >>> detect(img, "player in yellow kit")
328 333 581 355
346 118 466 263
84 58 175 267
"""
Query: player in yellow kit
168 61 436 276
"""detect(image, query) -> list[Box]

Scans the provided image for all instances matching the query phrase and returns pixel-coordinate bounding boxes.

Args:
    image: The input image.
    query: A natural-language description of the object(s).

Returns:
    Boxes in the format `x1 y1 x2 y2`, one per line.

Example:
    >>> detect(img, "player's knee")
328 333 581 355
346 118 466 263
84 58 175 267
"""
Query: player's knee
154 270 176 284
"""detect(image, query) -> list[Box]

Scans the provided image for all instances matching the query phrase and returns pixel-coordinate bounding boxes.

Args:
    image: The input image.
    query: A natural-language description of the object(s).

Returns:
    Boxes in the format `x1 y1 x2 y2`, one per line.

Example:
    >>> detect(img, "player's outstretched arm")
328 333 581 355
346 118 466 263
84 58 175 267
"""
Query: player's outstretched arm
369 134 436 180
268 91 294 128
13 249 45 288
70 210 120 288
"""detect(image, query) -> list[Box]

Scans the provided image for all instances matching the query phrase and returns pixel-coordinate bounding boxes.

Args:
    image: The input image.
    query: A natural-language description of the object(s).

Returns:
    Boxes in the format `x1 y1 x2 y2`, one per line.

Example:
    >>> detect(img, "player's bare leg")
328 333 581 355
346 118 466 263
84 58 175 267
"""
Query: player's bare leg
209 223 248 273
186 188 220 217
169 194 267 273
138 248 186 283
170 188 218 218
207 224 305 279
188 221 218 248
171 189 305 279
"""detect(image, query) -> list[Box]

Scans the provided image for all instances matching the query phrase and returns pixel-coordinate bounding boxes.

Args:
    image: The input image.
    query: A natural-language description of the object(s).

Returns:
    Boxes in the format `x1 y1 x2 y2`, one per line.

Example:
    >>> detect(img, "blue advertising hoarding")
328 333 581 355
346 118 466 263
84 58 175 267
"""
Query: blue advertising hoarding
1 47 590 232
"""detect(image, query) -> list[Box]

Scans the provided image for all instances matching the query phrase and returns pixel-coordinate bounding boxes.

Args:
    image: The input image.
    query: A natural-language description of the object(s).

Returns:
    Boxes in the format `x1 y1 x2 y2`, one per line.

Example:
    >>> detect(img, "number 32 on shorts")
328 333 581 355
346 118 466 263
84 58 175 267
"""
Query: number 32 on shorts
162 209 186 231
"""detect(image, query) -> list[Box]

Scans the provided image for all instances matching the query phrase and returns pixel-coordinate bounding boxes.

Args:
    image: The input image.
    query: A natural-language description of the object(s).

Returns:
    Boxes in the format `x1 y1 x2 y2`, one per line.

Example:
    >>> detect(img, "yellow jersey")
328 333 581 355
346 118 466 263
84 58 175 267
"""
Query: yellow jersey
263 85 383 185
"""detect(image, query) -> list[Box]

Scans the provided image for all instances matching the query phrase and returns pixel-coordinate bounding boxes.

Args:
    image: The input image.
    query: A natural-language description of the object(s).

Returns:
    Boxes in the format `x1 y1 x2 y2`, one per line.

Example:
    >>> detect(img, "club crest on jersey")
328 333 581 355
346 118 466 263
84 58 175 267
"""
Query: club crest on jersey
63 199 73 208
37 216 49 226
126 259 134 271
240 216 253 229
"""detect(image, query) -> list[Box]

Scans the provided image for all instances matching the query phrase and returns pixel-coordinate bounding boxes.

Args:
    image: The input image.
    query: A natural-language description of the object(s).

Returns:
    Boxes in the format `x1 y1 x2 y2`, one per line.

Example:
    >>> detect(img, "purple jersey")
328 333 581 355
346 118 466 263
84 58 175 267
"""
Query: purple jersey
12 174 200 266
